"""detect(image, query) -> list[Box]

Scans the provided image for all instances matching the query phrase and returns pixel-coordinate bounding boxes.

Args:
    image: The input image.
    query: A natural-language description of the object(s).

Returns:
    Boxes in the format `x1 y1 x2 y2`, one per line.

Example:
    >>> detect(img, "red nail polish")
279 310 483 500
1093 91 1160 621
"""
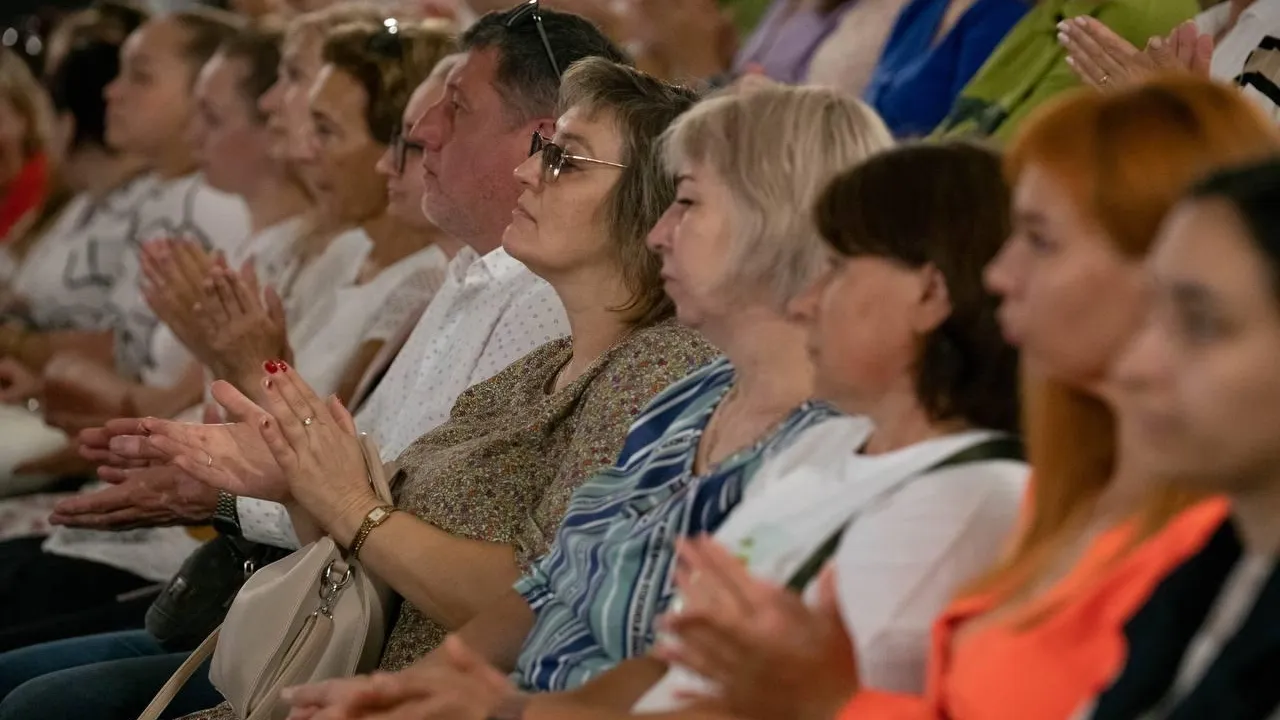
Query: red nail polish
278 361 289 373
264 360 279 374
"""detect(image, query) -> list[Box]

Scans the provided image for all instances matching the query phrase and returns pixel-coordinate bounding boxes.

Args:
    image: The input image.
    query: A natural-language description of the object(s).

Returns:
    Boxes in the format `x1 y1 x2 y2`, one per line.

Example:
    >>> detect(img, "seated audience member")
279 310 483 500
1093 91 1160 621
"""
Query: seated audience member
0 47 52 248
0 8 251 651
802 0 912 99
863 0 1027 138
279 82 895 718
606 78 1280 720
1060 0 1280 119
139 56 718 720
1079 160 1280 720
932 0 1197 141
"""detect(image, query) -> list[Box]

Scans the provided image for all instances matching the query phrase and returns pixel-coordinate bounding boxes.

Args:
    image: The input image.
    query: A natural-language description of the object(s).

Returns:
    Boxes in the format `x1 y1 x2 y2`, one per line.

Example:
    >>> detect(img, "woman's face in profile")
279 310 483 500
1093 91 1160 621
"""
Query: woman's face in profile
0 94 28 190
306 64 388 225
1114 197 1280 495
985 161 1147 390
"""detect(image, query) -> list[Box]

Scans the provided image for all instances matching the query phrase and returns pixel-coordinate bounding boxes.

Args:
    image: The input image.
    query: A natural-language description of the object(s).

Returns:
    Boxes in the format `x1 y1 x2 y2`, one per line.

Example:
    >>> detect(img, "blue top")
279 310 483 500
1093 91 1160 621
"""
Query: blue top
511 357 836 692
863 0 1028 138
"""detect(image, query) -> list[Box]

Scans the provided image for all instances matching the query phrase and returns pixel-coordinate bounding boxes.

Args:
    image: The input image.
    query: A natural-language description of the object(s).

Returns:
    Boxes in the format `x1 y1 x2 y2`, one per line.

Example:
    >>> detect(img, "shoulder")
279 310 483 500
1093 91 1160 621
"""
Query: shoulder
600 322 719 383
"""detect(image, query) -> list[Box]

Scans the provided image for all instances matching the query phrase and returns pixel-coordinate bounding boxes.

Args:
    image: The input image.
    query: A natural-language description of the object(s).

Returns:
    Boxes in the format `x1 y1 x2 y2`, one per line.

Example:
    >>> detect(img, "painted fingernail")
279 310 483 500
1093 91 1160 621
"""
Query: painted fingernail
264 360 279 374
1057 32 1069 45
277 360 289 373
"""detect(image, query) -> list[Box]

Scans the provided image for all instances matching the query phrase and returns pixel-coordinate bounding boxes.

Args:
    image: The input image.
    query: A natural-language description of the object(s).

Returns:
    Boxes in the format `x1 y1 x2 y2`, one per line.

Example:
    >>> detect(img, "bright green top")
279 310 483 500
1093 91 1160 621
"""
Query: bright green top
721 0 776 34
932 0 1200 142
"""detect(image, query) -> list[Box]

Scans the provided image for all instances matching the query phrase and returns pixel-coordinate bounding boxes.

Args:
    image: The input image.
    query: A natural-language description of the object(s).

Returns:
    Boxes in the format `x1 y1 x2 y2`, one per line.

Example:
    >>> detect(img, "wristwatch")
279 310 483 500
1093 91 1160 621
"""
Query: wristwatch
348 505 398 559
211 491 242 536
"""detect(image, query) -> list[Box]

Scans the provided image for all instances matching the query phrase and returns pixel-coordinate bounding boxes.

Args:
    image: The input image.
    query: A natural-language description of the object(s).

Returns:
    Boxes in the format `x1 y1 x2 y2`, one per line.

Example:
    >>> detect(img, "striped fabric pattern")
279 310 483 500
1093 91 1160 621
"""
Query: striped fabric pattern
512 357 835 691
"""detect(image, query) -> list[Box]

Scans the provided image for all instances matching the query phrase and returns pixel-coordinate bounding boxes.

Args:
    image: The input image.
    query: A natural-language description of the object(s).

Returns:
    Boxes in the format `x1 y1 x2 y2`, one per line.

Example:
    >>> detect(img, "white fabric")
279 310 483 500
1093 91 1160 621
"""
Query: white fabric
105 173 250 386
0 405 70 495
280 228 372 348
237 246 569 548
41 519 203 583
292 244 449 400
11 177 157 331
1199 0 1280 119
227 217 306 289
634 418 1029 712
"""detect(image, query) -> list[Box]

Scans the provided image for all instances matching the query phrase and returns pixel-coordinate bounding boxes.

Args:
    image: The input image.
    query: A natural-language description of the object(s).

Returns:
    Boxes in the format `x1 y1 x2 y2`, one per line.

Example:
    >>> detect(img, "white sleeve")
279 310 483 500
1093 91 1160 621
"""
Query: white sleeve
236 497 300 550
832 461 1028 693
465 281 568 387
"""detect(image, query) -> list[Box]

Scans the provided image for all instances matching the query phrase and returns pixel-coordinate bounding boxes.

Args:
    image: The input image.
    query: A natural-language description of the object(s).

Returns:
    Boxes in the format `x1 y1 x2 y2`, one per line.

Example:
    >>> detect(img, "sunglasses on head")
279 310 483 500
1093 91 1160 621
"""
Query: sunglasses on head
529 131 626 183
506 0 561 77
390 129 424 176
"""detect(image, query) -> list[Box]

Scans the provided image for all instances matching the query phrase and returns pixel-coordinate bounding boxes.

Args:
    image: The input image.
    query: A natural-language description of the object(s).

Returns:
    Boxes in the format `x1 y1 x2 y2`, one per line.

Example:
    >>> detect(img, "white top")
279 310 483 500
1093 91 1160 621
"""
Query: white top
634 417 1030 712
105 173 251 385
1199 0 1280 119
226 216 306 290
10 176 156 331
279 228 371 343
292 244 449 398
236 246 569 549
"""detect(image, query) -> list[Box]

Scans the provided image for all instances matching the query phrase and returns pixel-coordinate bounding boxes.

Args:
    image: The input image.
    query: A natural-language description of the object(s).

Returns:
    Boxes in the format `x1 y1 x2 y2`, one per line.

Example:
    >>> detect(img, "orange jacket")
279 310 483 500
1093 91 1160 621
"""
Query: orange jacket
838 498 1229 720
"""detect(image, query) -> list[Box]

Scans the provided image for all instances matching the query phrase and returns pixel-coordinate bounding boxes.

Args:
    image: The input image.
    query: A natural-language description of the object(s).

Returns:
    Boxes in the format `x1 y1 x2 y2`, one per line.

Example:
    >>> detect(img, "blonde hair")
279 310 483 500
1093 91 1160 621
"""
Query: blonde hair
320 19 457 145
662 85 894 306
0 48 53 161
284 2 382 56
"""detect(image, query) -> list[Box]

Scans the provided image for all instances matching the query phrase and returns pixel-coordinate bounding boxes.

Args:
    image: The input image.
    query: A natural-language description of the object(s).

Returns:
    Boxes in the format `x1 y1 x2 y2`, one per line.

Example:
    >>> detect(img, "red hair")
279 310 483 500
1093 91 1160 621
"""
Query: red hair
969 77 1280 603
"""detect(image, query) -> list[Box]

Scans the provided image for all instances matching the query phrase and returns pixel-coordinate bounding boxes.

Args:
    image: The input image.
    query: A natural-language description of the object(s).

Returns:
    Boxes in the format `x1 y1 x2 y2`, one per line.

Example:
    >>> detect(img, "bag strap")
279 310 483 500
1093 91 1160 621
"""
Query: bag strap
136 628 221 720
783 435 1024 593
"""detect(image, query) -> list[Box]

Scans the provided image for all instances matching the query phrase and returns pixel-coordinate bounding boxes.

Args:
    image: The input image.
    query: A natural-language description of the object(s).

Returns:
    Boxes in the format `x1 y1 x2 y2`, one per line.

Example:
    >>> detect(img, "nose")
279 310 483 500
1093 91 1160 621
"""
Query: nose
785 271 825 325
513 152 542 190
375 143 396 178
984 236 1019 298
104 77 122 104
409 97 446 154
258 78 283 117
1111 316 1165 397
646 203 680 252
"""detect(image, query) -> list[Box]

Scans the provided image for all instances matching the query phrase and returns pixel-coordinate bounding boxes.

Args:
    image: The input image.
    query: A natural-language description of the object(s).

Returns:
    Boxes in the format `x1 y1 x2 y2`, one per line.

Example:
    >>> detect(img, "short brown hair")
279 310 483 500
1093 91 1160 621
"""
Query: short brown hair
558 58 699 327
321 19 456 144
216 25 283 122
170 8 245 82
815 141 1019 433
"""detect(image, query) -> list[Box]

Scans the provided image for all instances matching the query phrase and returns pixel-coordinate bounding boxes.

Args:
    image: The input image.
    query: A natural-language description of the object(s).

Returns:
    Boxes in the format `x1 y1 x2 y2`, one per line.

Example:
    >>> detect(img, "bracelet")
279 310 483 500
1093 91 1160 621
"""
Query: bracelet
348 505 398 559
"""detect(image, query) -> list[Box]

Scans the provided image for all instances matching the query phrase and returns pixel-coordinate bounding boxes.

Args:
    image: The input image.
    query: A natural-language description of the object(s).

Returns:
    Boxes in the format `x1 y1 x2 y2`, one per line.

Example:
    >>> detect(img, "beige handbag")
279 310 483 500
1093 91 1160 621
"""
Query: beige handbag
139 433 400 720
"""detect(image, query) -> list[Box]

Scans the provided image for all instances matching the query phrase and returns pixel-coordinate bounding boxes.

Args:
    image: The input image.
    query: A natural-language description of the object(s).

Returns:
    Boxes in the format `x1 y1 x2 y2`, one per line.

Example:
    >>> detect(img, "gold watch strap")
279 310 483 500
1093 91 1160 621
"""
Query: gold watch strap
349 505 398 559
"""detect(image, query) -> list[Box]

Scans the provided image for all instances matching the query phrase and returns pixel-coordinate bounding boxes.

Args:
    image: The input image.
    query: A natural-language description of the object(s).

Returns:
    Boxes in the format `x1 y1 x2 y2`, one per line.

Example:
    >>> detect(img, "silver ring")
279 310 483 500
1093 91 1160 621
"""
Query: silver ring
302 417 314 427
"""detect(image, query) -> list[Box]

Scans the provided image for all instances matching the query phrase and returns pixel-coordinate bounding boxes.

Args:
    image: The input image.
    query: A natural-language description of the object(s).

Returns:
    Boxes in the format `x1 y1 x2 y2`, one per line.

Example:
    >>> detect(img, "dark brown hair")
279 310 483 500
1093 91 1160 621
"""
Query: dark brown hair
170 8 244 82
559 57 699 327
814 141 1020 433
321 19 456 145
216 25 282 122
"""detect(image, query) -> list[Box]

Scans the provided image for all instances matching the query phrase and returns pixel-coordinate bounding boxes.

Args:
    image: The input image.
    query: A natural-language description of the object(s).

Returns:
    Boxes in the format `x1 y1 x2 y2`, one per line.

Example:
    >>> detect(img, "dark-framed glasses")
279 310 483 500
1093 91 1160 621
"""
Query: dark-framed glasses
530 131 626 182
390 129 424 175
506 0 561 77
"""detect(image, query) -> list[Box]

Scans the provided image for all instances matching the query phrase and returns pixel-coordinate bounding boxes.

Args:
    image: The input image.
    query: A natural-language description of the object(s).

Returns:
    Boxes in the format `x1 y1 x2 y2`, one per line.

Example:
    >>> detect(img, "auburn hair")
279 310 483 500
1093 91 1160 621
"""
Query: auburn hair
969 76 1280 603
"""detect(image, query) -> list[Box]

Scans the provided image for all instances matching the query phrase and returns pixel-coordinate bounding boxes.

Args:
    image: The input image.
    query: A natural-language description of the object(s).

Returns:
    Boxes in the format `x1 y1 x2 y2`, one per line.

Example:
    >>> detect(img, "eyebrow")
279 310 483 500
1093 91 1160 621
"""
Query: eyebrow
557 131 596 156
1169 280 1216 308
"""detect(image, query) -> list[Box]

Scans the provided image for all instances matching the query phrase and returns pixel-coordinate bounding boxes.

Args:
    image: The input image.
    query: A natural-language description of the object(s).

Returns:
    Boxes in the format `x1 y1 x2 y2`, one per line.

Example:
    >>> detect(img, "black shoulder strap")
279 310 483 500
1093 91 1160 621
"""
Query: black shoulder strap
783 435 1025 593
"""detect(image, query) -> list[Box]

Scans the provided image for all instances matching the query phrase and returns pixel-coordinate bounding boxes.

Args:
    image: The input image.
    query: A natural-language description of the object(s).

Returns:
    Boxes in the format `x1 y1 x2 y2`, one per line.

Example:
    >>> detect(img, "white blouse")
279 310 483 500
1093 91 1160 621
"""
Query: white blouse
634 417 1029 712
9 176 156 332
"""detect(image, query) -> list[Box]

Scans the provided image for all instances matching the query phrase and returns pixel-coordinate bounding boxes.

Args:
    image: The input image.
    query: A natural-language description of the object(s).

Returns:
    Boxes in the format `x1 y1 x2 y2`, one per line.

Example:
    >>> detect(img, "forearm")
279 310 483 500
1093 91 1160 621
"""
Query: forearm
441 588 537 673
9 329 114 371
526 656 669 718
332 507 522 629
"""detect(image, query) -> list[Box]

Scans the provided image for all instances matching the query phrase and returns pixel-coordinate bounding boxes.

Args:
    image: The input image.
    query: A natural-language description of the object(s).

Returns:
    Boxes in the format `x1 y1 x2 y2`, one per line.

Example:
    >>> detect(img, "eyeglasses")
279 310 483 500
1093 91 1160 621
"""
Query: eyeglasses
529 131 626 182
506 0 561 77
390 129 424 175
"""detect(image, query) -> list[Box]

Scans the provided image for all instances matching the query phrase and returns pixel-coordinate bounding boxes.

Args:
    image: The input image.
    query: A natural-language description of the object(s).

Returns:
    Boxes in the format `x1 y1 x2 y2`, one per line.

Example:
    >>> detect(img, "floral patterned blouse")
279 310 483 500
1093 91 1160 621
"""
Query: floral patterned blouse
180 319 717 719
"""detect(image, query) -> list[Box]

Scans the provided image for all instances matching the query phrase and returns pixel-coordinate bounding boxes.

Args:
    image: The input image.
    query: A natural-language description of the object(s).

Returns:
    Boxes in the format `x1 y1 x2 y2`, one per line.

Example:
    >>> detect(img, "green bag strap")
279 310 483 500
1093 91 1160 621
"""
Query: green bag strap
783 436 1025 593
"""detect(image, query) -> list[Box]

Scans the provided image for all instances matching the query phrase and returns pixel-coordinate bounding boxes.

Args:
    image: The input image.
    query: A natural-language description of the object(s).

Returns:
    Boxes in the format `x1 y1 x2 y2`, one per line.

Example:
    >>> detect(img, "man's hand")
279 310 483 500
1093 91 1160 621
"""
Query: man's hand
48 464 218 530
0 357 41 405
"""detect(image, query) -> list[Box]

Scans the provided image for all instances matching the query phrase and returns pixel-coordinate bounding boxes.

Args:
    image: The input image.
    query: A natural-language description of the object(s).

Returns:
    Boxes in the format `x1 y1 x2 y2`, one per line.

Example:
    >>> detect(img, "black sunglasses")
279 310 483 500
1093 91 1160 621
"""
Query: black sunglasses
505 0 561 77
390 129 424 176
529 131 626 183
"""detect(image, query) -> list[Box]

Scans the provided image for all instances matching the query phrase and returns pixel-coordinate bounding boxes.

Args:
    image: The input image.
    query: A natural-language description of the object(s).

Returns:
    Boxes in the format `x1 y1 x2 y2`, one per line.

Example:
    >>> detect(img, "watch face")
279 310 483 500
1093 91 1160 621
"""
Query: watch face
370 507 390 522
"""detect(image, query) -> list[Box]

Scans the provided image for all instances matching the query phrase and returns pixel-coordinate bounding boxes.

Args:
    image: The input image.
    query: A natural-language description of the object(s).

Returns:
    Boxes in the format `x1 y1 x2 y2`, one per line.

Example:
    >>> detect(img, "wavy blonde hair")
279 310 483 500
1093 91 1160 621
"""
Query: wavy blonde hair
0 48 53 161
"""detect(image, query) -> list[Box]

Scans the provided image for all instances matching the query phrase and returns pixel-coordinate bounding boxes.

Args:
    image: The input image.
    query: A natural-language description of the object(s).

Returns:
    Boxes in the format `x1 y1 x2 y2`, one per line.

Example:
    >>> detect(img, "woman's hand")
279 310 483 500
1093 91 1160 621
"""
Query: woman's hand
653 537 860 720
1060 17 1213 90
140 238 217 355
283 637 519 720
0 356 41 405
254 362 378 534
198 263 293 386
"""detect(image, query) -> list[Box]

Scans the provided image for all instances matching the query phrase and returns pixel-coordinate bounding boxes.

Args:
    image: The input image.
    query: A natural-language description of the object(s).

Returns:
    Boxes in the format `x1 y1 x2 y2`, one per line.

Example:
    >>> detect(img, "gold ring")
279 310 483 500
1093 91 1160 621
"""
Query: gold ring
206 453 213 468
303 417 314 427
1100 73 1111 85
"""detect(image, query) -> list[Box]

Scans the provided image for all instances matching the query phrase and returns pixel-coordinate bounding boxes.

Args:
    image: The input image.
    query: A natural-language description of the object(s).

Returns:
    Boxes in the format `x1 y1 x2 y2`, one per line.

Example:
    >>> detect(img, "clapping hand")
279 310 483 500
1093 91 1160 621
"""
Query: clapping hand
1060 16 1213 90
140 238 218 355
283 636 518 720
653 537 859 720
198 263 292 390
0 356 41 406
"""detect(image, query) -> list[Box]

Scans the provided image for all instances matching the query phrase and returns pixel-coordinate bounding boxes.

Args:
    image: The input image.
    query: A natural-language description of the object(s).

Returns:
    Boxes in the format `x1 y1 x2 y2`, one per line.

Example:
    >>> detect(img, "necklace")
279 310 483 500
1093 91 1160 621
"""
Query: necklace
694 383 740 473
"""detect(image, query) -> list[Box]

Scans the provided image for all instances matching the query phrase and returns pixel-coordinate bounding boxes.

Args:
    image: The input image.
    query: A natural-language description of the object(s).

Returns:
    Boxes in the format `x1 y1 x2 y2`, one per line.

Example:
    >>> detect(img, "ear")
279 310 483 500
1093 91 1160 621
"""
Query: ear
912 264 952 334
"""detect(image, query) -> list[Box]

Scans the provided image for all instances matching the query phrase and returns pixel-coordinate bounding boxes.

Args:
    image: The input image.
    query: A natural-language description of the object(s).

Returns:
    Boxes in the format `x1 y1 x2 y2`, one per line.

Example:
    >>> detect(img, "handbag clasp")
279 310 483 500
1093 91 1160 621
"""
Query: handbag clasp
316 560 354 617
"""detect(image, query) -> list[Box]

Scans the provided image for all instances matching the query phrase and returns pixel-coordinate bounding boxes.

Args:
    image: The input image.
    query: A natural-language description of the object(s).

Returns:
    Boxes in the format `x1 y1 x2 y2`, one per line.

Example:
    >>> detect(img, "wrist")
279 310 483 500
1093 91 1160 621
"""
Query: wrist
325 490 383 546
489 691 531 720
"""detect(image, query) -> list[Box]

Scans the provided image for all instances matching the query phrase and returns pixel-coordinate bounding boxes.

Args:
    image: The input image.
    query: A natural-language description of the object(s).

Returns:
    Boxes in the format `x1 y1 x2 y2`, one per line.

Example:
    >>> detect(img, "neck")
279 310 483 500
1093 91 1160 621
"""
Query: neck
462 228 504 257
1231 474 1280 556
360 209 430 270
859 383 970 455
148 140 198 180
711 307 815 414
242 170 311 236
553 264 635 381
65 148 151 199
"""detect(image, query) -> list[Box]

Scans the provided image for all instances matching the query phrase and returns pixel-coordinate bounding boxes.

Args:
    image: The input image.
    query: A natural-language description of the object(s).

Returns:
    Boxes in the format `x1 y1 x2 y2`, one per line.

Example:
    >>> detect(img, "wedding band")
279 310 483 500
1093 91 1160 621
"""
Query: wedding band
1100 73 1111 85
302 417 314 427
206 453 213 468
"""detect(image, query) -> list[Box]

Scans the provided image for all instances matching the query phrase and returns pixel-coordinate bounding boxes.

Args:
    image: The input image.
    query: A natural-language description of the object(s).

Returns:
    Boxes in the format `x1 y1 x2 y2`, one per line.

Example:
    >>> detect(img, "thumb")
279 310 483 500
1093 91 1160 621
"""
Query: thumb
202 402 223 425
210 379 266 424
265 287 287 328
328 394 358 436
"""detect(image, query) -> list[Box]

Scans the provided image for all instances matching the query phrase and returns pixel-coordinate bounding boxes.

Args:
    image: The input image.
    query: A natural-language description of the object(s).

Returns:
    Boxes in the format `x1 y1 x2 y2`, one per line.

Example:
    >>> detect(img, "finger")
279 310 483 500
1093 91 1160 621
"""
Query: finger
211 380 269 425
688 537 758 613
171 446 248 496
78 425 110 450
174 239 212 287
202 403 223 425
274 365 329 428
328 395 358 437
202 276 231 326
265 287 288 329
107 434 169 462
1193 32 1214 76
52 482 133 517
1174 21 1196 68
49 508 149 530
228 271 259 317
240 260 262 302
257 391 303 469
1060 24 1121 83
214 270 248 317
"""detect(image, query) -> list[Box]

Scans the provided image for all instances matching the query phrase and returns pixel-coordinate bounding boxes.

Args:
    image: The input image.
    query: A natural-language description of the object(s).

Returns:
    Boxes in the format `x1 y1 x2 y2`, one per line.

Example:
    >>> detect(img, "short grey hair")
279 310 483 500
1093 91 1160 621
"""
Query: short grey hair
661 85 894 306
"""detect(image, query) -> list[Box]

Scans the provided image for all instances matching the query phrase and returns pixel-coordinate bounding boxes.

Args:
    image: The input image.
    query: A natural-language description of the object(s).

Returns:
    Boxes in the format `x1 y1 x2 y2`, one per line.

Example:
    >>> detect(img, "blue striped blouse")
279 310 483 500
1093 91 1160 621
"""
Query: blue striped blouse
512 357 836 691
